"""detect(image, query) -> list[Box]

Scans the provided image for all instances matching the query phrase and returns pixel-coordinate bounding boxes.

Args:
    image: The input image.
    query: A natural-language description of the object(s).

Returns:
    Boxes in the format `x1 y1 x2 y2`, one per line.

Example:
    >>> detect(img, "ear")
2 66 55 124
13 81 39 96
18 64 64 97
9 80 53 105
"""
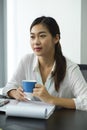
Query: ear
54 34 59 44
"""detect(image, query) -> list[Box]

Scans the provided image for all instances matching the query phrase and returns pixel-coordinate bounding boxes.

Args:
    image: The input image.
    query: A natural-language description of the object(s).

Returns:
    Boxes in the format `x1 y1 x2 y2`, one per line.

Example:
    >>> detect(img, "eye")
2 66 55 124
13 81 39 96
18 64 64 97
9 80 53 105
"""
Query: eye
40 34 46 38
30 35 35 39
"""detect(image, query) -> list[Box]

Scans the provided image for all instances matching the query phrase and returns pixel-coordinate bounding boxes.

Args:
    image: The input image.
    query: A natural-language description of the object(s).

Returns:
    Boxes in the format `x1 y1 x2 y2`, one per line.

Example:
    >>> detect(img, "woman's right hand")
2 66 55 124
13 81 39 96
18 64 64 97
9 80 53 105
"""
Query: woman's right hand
8 87 26 101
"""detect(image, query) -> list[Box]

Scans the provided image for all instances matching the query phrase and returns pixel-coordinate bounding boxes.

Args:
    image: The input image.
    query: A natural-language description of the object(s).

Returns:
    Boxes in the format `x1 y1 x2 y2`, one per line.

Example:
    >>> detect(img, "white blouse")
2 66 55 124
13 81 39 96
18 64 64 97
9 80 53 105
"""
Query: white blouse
3 53 87 111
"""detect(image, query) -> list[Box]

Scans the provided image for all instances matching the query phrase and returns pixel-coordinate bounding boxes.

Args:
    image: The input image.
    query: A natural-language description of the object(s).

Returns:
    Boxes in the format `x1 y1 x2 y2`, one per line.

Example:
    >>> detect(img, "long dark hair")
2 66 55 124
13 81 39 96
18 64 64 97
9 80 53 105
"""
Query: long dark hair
30 16 66 91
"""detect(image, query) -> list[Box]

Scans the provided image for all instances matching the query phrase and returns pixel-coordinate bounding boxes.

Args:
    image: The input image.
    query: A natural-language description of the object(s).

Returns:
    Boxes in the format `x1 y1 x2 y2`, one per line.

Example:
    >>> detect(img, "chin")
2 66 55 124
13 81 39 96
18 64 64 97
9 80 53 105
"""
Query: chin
36 54 42 56
35 53 44 57
34 51 42 55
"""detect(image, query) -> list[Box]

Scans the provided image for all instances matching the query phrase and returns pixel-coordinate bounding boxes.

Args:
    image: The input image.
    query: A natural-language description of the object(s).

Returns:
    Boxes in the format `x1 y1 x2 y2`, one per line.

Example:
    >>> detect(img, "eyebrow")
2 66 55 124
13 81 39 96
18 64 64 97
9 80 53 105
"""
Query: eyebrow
30 31 47 35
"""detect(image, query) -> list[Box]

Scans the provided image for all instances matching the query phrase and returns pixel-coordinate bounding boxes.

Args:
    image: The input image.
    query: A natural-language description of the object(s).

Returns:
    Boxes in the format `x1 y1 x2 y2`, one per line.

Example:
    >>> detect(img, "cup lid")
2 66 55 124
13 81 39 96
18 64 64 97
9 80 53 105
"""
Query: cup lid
22 80 37 82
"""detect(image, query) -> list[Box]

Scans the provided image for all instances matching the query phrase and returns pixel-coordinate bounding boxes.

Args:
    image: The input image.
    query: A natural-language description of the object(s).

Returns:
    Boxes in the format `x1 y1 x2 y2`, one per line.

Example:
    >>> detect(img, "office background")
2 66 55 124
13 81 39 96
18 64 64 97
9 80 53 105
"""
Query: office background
0 0 87 88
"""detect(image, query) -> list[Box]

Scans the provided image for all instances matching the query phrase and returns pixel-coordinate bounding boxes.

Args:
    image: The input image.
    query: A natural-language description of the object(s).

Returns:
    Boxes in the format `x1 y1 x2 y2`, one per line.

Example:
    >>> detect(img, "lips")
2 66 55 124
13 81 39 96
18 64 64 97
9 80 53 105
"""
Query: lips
34 47 42 51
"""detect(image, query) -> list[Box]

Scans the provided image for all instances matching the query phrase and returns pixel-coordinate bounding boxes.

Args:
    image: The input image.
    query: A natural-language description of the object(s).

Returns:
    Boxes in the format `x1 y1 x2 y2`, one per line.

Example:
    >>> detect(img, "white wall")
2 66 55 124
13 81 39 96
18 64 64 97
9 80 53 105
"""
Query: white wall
81 0 87 63
7 0 81 81
0 0 7 87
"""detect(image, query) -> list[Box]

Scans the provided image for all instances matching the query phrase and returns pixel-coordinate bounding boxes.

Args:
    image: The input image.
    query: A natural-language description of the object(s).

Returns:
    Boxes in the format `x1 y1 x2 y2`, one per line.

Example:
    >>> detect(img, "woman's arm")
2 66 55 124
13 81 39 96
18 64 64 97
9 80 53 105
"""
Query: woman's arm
7 87 26 101
33 84 76 109
2 56 26 97
49 96 76 109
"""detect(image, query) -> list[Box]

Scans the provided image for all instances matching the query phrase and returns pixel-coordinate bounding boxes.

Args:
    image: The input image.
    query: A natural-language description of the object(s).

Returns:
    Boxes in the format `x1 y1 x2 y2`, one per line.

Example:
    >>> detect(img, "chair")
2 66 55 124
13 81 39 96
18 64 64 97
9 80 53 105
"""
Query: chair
78 64 87 82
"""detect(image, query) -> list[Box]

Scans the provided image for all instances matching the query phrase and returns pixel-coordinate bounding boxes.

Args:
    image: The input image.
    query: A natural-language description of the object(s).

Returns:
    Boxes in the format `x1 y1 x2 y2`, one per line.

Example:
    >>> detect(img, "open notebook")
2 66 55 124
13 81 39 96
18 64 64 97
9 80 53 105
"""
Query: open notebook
0 99 55 119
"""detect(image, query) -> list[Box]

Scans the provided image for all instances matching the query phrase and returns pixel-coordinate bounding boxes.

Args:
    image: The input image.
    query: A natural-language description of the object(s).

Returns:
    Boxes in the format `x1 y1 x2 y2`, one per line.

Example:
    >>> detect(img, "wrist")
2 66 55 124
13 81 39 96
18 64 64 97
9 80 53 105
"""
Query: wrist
49 96 57 105
8 89 16 98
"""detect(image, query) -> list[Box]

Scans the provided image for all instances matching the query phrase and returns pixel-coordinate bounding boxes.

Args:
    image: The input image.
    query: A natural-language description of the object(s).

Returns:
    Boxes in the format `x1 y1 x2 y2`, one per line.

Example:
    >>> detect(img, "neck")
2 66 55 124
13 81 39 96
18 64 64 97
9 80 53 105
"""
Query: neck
38 55 54 69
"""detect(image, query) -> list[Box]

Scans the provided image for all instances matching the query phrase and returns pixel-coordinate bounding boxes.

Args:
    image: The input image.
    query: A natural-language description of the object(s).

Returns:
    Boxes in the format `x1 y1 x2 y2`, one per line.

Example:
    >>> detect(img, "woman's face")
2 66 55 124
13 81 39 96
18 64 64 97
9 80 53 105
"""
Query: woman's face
30 24 58 57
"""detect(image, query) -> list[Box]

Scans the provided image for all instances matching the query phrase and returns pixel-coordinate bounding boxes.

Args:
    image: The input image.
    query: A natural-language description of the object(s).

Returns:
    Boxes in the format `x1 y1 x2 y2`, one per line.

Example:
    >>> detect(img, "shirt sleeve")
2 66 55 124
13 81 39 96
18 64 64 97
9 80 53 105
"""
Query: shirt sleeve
2 57 26 97
70 65 87 111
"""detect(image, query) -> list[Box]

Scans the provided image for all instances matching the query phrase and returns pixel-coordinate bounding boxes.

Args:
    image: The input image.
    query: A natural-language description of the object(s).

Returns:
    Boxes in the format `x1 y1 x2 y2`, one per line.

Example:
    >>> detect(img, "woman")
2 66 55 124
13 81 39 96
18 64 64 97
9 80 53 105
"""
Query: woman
3 16 87 110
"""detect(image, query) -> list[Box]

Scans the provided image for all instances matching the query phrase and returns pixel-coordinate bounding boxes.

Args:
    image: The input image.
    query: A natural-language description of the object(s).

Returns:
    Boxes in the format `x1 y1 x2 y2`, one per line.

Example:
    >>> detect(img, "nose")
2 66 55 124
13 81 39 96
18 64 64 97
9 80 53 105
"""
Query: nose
34 37 40 45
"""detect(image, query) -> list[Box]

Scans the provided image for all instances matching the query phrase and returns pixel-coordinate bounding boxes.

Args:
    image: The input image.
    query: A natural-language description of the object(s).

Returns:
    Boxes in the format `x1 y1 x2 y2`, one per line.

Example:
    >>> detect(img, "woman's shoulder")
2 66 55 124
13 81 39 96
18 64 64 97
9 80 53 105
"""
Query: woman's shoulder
21 53 36 62
65 57 79 71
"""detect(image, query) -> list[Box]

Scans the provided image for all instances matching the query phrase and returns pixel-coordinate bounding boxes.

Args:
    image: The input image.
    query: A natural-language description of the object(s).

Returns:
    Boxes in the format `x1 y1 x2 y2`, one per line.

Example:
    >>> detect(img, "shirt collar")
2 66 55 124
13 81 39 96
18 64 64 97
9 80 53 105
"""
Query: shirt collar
33 56 56 73
32 55 39 72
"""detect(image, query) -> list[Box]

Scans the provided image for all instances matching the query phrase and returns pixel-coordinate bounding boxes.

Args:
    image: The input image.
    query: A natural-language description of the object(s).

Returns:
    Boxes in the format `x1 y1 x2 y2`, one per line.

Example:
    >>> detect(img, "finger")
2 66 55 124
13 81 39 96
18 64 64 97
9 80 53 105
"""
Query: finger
18 86 23 92
33 87 39 92
35 84 42 88
17 88 25 97
32 92 39 97
16 94 26 101
33 84 45 93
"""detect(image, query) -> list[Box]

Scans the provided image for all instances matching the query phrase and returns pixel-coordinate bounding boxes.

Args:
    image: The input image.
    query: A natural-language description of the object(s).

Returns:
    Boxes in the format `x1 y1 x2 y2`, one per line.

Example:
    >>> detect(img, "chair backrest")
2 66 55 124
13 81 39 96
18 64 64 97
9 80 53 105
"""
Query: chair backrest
78 64 87 82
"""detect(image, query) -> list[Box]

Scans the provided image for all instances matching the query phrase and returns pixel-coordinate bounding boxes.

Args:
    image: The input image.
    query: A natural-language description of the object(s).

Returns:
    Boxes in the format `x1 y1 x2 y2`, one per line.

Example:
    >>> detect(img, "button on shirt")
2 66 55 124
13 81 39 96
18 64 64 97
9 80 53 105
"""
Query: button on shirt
3 53 87 111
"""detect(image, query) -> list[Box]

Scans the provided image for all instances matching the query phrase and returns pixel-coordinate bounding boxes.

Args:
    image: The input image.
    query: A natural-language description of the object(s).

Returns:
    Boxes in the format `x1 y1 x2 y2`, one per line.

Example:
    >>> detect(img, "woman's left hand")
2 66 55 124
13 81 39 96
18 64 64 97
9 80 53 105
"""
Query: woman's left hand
32 84 53 104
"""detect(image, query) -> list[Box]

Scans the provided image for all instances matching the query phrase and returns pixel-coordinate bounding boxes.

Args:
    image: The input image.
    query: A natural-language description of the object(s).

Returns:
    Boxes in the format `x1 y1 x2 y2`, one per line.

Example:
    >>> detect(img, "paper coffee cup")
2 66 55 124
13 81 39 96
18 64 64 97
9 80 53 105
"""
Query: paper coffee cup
22 80 37 100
